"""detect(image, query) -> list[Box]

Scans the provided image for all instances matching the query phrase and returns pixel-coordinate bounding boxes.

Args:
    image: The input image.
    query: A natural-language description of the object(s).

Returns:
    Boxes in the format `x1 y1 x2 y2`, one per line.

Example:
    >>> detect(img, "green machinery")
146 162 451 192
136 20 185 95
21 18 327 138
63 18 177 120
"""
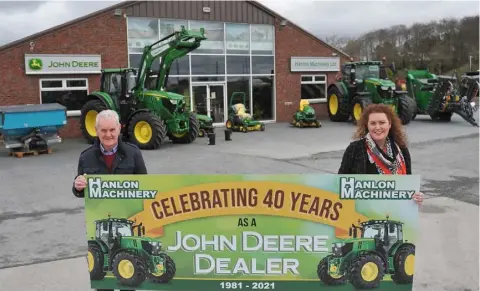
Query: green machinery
79 26 207 149
87 216 176 287
317 215 415 289
225 92 265 132
406 69 478 126
291 99 321 128
196 114 214 137
327 60 417 125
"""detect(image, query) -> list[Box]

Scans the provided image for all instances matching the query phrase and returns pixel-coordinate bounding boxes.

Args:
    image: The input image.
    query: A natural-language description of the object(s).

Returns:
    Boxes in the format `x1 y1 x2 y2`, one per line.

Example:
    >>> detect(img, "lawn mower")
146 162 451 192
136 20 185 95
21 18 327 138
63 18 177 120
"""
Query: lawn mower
196 114 214 137
225 92 265 132
291 99 321 128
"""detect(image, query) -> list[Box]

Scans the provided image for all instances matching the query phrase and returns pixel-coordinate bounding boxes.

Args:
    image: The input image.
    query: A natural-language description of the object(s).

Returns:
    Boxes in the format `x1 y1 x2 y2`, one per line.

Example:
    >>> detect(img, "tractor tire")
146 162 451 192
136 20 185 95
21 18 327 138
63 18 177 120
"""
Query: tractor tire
349 253 385 289
170 111 200 144
149 253 177 283
127 111 167 150
391 245 415 284
87 243 106 280
327 86 350 122
112 252 146 287
397 95 416 125
80 99 107 144
317 255 346 285
352 98 371 124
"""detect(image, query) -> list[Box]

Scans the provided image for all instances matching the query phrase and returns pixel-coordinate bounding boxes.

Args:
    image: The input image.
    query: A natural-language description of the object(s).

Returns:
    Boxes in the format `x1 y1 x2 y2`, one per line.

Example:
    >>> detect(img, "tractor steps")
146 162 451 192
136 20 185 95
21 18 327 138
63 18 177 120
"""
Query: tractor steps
9 147 53 158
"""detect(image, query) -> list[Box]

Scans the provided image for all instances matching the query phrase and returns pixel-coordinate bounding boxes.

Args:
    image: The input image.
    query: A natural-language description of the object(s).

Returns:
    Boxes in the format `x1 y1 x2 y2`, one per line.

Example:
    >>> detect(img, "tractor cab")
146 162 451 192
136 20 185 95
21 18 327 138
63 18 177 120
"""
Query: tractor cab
94 217 145 249
357 216 404 254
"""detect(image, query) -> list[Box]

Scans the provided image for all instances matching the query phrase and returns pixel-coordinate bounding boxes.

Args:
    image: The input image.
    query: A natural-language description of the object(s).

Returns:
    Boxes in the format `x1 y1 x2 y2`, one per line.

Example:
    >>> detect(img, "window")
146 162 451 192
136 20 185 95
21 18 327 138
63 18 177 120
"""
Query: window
225 23 250 54
250 24 274 55
300 75 327 103
189 21 224 54
252 76 274 120
191 55 225 75
40 78 89 114
227 56 250 75
127 17 159 54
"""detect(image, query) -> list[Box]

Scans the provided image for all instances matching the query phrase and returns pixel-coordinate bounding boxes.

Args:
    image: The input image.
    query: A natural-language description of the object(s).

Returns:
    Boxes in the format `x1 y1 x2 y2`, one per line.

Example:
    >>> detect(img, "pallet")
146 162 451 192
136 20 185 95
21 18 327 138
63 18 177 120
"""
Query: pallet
9 148 53 158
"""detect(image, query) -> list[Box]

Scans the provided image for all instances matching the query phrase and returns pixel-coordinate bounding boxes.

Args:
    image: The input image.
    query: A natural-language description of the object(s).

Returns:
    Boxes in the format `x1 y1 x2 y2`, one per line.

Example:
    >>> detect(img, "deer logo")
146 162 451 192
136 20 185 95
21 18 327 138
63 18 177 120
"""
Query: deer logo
28 58 43 70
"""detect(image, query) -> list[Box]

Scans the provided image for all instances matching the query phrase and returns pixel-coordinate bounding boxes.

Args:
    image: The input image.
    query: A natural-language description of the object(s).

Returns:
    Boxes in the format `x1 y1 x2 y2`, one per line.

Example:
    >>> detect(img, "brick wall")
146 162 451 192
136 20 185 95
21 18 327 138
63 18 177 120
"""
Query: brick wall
274 20 350 121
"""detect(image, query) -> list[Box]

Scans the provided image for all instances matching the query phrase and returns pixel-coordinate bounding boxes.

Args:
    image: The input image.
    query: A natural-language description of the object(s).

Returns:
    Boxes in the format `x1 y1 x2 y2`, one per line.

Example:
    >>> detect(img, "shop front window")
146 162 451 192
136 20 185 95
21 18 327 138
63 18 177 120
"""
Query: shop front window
191 55 225 75
227 56 250 75
250 24 274 55
226 23 250 54
227 76 250 112
40 78 89 113
252 76 274 120
300 75 327 102
189 21 224 54
127 17 159 53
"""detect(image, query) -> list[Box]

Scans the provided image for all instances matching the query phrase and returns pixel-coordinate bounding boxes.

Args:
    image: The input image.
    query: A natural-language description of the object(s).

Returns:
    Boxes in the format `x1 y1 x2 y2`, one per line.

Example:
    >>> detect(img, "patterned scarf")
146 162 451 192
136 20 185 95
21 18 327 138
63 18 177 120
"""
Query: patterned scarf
365 133 406 175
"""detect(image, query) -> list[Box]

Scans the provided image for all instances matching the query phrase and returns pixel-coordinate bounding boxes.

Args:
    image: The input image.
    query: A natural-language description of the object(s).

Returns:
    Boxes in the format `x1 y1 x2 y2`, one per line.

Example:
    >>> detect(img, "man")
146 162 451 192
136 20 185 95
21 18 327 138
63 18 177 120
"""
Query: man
73 109 146 291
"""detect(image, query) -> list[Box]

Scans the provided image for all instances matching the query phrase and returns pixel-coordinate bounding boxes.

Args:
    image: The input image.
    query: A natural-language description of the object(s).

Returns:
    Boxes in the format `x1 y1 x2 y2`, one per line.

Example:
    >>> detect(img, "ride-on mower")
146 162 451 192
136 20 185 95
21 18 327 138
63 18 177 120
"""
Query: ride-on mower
291 100 321 128
87 216 176 287
317 215 415 289
406 70 478 126
196 114 214 137
79 26 207 149
327 60 417 125
225 92 265 132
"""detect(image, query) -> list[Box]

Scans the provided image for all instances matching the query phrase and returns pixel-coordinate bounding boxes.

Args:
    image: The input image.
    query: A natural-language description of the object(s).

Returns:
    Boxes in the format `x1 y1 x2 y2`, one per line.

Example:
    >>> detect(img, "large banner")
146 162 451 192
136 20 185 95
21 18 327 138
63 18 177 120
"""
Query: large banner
84 174 420 291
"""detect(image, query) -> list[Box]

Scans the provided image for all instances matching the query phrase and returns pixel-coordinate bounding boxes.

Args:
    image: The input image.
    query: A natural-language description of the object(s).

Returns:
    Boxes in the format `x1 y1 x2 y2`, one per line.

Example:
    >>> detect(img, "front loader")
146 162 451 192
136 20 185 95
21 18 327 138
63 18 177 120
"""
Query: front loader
79 26 207 149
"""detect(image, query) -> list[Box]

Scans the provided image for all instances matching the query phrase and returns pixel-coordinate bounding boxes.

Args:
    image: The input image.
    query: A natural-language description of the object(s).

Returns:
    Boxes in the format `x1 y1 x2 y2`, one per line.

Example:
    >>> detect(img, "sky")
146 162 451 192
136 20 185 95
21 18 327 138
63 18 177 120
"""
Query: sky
0 0 478 47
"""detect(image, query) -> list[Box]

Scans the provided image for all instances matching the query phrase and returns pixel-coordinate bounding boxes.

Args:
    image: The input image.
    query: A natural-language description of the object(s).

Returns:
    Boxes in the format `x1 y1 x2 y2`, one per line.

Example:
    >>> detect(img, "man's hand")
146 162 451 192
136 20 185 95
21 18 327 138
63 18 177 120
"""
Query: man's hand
413 192 424 206
74 174 87 191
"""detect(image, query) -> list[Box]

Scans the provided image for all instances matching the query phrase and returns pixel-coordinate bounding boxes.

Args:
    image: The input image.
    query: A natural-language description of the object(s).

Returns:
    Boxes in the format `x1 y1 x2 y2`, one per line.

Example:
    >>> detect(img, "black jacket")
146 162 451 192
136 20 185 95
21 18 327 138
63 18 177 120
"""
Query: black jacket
72 139 147 197
338 138 412 175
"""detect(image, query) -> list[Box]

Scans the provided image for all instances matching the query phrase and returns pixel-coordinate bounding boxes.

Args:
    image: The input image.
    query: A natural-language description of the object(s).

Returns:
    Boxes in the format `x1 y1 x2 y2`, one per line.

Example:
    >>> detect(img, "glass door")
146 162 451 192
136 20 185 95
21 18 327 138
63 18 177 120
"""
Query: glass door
208 84 225 124
192 85 210 118
191 84 225 124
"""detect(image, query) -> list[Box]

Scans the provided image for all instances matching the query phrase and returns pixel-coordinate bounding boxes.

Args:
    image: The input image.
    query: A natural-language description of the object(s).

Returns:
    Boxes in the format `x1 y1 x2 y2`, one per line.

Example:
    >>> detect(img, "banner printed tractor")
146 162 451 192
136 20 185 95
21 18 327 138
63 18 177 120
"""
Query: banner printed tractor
87 216 176 287
225 92 265 132
406 69 479 126
327 60 417 125
291 99 321 128
79 26 207 149
317 215 415 289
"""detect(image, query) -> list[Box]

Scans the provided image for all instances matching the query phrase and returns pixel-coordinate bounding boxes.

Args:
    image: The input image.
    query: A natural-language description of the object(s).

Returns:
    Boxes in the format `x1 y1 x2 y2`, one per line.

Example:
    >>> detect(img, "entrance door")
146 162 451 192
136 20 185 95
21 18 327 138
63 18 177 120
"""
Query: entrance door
192 84 225 124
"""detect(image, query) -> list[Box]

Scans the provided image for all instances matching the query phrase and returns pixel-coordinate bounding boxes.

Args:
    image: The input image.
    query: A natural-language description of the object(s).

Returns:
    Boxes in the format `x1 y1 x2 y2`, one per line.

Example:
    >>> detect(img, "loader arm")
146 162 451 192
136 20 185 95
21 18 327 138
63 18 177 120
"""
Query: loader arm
134 25 206 92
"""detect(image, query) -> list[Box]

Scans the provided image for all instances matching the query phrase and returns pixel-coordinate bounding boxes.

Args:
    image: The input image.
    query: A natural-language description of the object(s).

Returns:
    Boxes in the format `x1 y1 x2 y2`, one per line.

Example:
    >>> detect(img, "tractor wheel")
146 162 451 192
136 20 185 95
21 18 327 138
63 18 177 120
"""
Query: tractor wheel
260 123 265 131
391 245 415 284
148 253 177 283
314 120 321 128
127 111 167 150
240 126 248 133
112 252 146 287
80 99 107 144
317 255 346 285
170 111 200 144
352 98 370 124
349 253 385 289
327 86 350 122
226 119 233 129
87 243 106 280
397 95 416 125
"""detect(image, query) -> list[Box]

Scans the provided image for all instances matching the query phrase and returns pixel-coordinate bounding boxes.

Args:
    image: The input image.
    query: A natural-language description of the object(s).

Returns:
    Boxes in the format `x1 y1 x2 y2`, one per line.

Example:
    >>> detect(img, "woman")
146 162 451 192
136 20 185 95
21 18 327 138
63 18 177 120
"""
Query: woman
338 103 423 205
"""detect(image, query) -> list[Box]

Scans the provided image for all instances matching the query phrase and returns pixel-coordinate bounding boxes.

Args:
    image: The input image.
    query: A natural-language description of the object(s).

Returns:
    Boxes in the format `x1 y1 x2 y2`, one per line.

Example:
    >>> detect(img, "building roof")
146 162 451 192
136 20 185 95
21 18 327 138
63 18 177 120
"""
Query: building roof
0 0 350 58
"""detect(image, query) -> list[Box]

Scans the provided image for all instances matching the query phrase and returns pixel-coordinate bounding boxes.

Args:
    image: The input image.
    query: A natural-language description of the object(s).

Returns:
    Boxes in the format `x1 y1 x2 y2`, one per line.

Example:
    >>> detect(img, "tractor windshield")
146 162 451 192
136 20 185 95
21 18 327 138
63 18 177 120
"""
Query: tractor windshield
362 223 385 239
112 222 133 237
355 65 380 80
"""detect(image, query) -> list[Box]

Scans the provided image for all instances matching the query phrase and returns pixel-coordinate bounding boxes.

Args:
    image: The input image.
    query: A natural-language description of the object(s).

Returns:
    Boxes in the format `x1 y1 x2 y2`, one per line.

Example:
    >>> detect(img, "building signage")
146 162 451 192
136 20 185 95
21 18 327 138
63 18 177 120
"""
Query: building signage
24 54 102 75
290 56 340 72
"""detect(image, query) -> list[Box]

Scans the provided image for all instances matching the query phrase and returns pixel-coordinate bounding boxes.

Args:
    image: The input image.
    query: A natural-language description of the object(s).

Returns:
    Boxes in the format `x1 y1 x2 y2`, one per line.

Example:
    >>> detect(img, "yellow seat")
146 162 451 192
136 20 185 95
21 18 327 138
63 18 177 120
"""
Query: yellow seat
299 100 310 111
233 103 252 119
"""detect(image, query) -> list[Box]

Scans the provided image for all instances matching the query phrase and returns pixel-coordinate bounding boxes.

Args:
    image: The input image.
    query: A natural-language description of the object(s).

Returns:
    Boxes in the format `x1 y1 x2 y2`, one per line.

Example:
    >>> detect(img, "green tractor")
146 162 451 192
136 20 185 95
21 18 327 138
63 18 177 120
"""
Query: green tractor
327 60 417 125
225 92 265 132
291 99 321 128
79 26 207 149
87 216 176 287
196 113 214 137
406 70 478 126
317 215 415 289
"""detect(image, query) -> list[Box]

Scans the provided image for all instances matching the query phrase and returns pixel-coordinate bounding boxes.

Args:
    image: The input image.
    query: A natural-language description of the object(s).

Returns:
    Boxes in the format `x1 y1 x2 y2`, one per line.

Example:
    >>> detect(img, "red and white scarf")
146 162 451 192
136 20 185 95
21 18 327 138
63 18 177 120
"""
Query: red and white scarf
365 133 406 175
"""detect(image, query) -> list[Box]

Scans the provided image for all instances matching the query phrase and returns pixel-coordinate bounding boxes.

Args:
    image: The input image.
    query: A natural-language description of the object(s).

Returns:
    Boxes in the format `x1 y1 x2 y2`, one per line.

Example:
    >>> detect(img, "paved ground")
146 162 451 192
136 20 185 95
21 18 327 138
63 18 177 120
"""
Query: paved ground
0 113 478 291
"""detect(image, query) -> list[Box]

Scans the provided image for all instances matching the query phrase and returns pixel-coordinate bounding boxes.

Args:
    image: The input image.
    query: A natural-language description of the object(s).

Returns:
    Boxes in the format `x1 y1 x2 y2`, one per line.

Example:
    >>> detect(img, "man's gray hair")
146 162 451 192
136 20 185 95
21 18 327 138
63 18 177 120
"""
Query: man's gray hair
96 110 120 128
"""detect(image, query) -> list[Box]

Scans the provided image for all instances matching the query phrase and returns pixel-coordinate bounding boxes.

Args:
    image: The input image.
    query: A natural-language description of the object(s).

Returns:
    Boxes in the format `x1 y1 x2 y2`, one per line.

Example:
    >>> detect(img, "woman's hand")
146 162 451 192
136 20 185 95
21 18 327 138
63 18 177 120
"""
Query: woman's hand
412 192 424 206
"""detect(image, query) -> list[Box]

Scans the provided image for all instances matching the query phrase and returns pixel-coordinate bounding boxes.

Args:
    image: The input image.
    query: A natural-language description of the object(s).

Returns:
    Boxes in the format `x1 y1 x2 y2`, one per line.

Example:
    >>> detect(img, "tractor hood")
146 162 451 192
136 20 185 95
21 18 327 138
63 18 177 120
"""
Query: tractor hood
142 90 185 101
364 78 396 89
121 236 162 244
342 238 375 244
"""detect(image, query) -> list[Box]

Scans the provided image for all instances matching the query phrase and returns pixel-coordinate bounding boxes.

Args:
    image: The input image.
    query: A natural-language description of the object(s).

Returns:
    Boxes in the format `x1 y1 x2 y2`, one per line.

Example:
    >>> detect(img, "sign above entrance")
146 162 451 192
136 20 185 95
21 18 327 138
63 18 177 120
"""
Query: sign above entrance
24 54 102 75
290 56 340 72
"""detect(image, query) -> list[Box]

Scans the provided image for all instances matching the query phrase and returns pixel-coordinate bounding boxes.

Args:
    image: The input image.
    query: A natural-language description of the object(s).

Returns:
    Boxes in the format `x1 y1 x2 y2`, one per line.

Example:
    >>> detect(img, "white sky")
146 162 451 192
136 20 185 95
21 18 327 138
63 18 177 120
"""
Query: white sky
0 0 478 47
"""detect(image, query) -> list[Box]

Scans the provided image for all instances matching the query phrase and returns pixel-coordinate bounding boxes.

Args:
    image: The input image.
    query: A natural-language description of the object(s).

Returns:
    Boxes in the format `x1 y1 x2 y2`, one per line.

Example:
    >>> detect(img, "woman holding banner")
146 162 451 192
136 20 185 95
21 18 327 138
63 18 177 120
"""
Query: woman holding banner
338 103 423 205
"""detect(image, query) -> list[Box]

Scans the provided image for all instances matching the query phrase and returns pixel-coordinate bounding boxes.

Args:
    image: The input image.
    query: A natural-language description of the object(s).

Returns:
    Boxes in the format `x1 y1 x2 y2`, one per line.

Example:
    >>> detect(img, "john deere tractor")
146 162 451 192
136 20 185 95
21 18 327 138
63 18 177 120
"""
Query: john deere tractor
327 60 417 125
196 114 214 137
291 99 321 128
317 215 415 289
87 216 176 287
79 26 207 149
225 92 265 132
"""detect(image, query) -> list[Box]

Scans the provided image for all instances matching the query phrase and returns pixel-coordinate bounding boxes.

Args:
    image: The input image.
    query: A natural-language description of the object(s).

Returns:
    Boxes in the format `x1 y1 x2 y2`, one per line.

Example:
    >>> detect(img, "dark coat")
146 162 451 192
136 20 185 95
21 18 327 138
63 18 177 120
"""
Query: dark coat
338 138 412 175
72 139 147 197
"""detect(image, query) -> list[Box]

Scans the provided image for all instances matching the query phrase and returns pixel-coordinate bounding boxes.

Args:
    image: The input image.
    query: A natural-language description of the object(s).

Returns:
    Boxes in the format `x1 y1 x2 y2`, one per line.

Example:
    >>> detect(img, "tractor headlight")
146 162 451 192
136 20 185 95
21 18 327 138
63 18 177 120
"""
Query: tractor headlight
170 100 177 105
381 86 389 90
470 102 476 108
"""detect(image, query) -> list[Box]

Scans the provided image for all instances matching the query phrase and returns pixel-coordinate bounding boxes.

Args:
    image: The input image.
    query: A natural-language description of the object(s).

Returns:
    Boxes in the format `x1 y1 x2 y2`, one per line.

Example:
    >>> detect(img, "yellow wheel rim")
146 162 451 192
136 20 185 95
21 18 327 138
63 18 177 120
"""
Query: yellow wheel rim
226 120 232 128
329 94 339 115
151 264 165 277
134 121 153 144
118 259 135 279
85 110 98 137
87 251 94 272
404 254 415 276
360 262 379 282
353 103 363 121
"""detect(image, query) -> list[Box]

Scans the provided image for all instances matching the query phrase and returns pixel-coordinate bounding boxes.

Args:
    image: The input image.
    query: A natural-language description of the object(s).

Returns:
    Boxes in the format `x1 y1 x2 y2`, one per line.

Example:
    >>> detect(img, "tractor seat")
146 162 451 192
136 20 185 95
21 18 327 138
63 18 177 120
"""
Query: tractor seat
233 103 252 119
299 100 310 111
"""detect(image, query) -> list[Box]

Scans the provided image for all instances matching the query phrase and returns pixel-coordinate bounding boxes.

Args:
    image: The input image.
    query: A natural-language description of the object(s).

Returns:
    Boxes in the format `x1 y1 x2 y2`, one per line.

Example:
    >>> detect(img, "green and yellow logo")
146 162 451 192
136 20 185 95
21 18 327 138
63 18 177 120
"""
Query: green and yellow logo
28 58 43 70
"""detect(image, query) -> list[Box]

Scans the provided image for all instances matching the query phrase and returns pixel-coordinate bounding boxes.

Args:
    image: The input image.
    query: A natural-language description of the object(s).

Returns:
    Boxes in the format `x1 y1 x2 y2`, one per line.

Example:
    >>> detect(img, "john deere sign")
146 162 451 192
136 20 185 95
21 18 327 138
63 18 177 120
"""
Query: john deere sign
290 56 340 72
24 54 102 75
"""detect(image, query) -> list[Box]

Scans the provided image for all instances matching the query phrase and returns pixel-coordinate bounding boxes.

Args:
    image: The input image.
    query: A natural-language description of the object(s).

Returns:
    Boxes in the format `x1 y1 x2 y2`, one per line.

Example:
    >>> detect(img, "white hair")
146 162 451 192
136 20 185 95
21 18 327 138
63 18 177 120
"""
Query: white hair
96 110 120 128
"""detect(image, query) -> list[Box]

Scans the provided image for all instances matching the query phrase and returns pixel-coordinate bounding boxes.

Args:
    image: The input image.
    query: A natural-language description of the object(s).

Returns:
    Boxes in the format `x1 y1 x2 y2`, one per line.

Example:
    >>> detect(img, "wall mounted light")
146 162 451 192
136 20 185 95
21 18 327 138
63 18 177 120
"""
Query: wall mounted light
114 8 122 16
